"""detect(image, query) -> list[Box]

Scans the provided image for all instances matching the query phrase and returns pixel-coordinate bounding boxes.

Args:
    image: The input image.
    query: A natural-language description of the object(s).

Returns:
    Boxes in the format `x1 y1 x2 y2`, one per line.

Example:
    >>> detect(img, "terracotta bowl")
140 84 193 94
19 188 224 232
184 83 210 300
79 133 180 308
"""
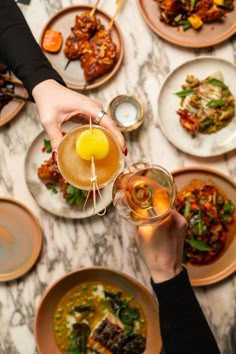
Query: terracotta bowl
34 266 162 354
172 166 236 286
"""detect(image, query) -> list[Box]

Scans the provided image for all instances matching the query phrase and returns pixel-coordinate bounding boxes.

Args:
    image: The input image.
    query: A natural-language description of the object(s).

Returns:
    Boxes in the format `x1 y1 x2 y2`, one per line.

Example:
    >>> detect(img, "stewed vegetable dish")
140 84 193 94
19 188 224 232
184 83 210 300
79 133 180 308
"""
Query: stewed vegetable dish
53 281 147 353
175 179 235 265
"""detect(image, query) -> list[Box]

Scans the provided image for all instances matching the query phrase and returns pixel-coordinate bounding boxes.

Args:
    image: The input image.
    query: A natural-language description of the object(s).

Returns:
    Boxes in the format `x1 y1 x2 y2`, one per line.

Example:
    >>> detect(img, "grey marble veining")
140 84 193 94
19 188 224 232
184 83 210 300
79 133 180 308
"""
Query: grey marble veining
1 0 236 353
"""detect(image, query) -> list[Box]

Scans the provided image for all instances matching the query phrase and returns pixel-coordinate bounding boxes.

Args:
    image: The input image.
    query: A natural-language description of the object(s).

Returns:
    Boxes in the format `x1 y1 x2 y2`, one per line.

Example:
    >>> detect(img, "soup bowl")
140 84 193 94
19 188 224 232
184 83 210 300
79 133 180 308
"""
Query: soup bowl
34 266 162 354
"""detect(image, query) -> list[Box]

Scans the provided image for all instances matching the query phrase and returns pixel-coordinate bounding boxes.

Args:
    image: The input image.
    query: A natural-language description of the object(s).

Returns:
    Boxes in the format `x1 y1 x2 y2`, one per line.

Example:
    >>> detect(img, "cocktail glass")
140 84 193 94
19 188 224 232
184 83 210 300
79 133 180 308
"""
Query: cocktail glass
112 162 176 225
57 124 123 191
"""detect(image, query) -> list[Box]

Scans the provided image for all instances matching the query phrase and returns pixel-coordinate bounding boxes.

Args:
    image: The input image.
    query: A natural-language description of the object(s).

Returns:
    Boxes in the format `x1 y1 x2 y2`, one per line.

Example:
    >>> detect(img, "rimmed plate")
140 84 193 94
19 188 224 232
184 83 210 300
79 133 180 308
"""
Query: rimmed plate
24 122 113 219
158 56 236 157
0 197 42 282
138 0 236 48
0 84 28 127
34 266 162 354
172 166 236 286
40 5 124 90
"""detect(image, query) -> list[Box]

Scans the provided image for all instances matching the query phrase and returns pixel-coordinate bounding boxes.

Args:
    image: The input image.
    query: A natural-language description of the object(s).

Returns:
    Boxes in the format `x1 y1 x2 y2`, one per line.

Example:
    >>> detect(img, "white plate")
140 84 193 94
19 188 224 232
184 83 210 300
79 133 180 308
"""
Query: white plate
158 57 236 157
24 122 113 219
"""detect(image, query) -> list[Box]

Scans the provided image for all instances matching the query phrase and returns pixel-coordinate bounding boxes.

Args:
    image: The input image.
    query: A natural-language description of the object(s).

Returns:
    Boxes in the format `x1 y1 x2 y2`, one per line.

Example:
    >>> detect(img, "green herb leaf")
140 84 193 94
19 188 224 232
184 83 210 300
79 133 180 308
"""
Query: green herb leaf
207 99 225 107
43 139 52 153
184 200 191 218
45 183 58 194
206 78 228 89
188 236 212 251
66 185 88 207
175 89 196 97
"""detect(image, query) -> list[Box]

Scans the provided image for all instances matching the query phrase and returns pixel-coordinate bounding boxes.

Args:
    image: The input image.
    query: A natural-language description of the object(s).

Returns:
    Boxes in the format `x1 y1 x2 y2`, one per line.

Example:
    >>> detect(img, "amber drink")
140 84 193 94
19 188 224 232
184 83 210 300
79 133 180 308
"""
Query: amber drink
112 162 176 225
57 125 123 190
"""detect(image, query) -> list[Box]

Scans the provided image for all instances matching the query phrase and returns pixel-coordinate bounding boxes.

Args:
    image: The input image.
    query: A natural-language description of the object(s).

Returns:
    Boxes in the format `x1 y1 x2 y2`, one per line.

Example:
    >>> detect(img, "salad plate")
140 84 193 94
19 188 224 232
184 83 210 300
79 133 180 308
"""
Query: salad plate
172 166 236 286
158 57 236 157
24 122 113 219
138 0 236 48
40 5 124 90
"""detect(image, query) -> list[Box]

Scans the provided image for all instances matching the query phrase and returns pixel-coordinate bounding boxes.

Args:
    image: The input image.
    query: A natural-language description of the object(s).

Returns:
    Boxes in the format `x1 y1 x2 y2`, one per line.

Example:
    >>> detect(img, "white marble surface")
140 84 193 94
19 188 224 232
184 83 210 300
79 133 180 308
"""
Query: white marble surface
1 0 236 353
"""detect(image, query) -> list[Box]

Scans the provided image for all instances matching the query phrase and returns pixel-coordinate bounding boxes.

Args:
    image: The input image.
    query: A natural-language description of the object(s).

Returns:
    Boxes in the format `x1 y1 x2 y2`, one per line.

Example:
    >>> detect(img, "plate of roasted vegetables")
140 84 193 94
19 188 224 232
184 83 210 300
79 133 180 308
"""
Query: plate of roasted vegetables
40 5 124 90
0 64 28 127
172 166 236 286
35 267 162 354
158 57 236 157
24 122 113 219
138 0 236 48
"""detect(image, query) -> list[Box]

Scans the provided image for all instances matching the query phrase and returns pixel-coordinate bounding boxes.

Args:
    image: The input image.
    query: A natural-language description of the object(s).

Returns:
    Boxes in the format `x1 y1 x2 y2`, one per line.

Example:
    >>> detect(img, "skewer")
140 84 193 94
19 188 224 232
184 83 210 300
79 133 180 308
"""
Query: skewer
107 0 123 32
90 0 100 17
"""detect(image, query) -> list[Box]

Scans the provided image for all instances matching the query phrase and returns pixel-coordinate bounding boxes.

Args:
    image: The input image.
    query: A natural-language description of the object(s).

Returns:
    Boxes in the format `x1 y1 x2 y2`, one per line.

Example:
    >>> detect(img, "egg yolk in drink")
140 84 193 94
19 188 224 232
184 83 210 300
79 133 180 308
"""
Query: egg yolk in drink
76 128 109 160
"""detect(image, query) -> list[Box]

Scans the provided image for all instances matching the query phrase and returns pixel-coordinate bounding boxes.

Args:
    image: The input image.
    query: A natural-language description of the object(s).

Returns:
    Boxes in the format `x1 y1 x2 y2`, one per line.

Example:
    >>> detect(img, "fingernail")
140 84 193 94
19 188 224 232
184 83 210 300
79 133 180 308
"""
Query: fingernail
123 147 128 156
52 150 57 163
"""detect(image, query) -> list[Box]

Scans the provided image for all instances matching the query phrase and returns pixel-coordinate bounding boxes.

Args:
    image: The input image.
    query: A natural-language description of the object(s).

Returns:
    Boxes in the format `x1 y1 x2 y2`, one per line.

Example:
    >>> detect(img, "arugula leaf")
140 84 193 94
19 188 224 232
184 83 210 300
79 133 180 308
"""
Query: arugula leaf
206 78 228 89
188 236 212 251
175 89 196 97
43 139 52 153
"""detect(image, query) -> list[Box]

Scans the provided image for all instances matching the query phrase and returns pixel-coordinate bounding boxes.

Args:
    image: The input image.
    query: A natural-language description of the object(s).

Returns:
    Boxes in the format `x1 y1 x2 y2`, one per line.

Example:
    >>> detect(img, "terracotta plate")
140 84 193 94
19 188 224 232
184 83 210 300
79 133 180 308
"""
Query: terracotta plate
138 0 236 48
34 266 162 354
0 197 42 282
172 166 236 286
40 5 124 90
24 122 113 219
0 84 28 127
158 57 236 157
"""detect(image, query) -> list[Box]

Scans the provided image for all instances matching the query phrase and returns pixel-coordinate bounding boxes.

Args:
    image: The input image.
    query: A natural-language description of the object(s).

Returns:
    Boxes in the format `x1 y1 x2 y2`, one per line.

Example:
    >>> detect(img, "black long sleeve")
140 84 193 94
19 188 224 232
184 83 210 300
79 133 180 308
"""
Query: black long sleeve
0 0 65 97
151 268 220 354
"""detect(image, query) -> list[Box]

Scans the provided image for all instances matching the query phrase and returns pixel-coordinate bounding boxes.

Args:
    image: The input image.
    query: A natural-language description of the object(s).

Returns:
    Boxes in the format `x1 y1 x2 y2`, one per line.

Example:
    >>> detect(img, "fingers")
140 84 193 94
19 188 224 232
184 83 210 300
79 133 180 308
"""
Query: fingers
99 113 127 153
42 121 64 152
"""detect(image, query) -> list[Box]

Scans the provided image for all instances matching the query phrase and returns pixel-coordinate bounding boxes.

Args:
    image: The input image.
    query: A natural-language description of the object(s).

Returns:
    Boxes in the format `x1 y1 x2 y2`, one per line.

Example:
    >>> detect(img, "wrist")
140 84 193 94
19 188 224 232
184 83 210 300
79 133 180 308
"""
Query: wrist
150 264 183 283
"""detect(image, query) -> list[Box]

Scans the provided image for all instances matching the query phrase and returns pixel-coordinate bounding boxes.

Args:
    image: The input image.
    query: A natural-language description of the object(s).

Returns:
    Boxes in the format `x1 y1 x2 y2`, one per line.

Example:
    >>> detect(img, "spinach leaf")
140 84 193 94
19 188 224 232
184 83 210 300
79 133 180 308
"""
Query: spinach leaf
118 306 140 326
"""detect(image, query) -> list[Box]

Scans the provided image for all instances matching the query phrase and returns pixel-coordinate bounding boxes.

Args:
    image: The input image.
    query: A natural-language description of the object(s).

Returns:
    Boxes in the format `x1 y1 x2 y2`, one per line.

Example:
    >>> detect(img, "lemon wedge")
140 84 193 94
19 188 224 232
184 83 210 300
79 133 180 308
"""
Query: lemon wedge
76 128 109 160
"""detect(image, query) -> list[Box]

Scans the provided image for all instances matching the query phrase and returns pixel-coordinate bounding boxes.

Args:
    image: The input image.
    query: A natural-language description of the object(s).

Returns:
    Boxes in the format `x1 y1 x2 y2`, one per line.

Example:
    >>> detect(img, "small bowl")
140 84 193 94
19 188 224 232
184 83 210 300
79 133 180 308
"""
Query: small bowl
108 94 144 132
34 267 162 354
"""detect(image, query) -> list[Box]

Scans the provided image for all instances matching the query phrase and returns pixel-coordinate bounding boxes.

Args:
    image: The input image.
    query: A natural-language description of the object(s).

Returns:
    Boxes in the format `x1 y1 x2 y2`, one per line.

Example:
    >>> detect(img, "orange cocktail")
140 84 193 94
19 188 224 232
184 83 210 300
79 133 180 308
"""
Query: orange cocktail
57 125 123 190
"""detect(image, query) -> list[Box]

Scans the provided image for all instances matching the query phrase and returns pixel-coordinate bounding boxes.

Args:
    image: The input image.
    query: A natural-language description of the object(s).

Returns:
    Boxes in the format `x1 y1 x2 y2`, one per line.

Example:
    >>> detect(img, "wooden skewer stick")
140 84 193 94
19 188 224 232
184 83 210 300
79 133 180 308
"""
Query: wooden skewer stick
90 0 101 17
107 0 123 32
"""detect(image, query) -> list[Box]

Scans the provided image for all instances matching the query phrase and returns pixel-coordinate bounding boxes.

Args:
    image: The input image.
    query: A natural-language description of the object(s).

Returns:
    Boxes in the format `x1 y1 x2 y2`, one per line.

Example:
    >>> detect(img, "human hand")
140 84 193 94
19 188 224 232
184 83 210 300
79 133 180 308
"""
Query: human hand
135 209 187 283
32 79 126 155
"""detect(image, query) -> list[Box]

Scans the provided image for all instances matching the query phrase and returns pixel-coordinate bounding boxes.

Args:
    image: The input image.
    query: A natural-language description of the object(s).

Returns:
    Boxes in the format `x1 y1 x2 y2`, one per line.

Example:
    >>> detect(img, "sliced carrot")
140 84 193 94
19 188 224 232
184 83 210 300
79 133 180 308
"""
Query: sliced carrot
42 29 63 53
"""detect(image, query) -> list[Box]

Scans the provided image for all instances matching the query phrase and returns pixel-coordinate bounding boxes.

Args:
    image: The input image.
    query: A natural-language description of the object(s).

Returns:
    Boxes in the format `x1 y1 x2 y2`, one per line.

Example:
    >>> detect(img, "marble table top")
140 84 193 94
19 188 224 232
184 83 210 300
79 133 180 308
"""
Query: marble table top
1 0 236 353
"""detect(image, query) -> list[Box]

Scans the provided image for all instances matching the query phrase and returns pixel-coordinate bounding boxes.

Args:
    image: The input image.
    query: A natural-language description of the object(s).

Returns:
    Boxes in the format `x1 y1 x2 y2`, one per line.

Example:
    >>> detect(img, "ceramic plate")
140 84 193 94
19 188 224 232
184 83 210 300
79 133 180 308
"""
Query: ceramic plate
0 82 28 127
40 5 124 90
24 122 113 219
158 57 236 157
0 197 42 282
138 0 236 48
172 166 236 286
34 267 162 354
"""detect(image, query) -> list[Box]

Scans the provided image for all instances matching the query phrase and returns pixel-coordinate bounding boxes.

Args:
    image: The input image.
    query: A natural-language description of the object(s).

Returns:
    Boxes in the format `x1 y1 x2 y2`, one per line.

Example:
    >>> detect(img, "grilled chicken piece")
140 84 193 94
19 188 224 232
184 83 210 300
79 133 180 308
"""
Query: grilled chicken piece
64 12 103 60
80 29 117 82
37 157 61 180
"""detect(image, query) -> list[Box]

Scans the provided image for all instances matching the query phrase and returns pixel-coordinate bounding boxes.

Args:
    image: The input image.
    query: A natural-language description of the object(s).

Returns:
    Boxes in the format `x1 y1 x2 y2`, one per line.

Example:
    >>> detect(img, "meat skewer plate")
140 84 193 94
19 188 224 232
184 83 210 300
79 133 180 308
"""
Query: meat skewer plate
40 5 124 90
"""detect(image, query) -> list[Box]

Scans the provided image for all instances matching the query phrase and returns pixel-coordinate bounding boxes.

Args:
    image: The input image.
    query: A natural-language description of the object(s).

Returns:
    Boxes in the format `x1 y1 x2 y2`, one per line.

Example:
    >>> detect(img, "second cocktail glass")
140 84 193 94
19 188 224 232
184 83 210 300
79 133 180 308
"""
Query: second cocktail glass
112 162 176 225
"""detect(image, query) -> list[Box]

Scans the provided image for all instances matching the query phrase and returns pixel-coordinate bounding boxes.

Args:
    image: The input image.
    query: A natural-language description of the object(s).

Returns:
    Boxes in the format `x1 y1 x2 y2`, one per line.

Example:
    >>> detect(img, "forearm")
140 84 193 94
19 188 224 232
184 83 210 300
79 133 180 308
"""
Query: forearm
151 267 220 354
0 0 65 97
